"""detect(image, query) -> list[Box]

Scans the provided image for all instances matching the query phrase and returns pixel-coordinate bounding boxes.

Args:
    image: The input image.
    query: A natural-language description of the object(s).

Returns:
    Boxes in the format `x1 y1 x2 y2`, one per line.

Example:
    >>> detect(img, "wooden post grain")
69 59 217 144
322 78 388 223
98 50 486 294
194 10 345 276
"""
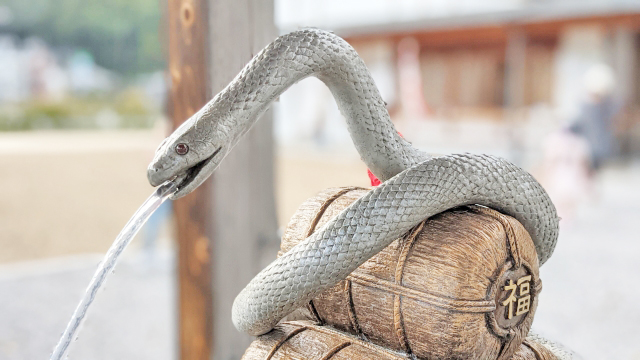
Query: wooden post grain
166 0 213 359
208 1 279 358
166 0 277 359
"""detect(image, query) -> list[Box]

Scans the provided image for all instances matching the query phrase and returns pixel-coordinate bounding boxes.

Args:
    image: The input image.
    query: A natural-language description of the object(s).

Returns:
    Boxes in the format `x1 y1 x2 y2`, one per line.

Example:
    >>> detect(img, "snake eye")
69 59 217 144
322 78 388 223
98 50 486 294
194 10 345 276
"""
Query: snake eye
175 143 189 155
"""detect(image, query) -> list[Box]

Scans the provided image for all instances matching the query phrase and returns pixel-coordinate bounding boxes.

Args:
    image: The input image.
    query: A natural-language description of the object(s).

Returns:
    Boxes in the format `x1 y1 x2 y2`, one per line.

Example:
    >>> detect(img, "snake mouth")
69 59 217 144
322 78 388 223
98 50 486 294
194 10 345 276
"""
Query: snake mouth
173 146 222 195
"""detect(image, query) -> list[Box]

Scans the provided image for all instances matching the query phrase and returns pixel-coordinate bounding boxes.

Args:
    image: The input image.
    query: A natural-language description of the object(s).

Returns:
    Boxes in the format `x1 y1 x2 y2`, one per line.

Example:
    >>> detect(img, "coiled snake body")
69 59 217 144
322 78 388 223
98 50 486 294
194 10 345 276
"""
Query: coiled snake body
148 29 559 337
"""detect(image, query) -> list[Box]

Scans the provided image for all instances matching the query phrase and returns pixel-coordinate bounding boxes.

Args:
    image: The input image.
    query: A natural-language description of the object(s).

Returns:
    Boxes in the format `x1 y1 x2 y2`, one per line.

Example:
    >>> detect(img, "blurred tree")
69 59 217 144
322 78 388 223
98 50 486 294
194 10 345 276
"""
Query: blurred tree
0 0 164 73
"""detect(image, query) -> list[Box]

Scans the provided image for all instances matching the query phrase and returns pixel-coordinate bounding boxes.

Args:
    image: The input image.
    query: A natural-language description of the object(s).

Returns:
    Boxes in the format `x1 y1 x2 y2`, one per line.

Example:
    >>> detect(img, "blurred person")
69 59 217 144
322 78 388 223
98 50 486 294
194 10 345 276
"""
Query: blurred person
540 64 621 221
569 64 621 172
539 127 591 222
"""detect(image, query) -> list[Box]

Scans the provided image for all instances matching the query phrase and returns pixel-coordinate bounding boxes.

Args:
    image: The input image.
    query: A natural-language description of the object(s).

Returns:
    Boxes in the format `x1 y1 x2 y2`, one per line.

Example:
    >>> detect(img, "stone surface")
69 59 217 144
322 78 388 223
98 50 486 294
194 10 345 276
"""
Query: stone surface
0 252 175 360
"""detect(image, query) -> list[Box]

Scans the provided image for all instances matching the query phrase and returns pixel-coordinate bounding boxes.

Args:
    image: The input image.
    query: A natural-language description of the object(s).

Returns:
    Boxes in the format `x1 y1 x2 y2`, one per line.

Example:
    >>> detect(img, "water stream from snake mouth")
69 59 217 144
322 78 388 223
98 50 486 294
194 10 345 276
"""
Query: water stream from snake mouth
50 181 178 360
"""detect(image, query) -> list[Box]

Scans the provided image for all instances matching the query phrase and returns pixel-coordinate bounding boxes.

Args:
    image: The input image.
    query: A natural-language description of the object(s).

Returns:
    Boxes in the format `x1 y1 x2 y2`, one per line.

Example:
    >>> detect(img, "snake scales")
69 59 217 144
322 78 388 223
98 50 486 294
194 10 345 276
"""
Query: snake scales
147 29 560 339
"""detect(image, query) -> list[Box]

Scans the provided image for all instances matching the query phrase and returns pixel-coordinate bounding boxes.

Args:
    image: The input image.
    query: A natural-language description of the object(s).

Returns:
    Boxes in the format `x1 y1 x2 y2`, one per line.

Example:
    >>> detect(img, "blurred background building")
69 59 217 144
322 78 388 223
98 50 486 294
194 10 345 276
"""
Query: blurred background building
277 0 640 160
0 0 639 359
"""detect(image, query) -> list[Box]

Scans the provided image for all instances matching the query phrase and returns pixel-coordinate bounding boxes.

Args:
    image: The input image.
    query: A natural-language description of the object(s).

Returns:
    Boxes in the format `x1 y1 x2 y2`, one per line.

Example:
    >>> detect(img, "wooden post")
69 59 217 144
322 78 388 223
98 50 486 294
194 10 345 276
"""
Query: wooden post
208 1 279 359
611 24 636 156
166 0 214 359
167 0 278 359
504 29 527 110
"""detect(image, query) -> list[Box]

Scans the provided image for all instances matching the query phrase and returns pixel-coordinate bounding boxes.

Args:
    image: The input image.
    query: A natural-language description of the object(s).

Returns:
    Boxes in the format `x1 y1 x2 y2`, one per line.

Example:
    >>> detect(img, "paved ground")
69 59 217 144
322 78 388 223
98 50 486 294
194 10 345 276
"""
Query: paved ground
0 251 176 360
0 129 165 263
533 162 640 360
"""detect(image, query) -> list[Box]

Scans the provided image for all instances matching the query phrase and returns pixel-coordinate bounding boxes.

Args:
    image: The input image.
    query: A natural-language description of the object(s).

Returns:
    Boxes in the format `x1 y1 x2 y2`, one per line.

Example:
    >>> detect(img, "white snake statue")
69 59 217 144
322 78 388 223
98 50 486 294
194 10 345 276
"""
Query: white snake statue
148 29 573 357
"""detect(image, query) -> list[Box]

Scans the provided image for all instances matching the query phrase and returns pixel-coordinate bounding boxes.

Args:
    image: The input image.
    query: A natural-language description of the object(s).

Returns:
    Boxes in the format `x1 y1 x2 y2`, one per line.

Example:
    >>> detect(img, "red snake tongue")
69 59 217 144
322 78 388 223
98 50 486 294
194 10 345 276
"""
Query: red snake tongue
368 132 402 187
367 169 382 187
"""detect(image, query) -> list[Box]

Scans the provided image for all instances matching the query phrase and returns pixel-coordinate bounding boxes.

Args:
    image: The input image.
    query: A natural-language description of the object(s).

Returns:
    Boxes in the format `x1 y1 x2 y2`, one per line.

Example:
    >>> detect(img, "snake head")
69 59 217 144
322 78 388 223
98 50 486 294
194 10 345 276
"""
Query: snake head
147 109 232 199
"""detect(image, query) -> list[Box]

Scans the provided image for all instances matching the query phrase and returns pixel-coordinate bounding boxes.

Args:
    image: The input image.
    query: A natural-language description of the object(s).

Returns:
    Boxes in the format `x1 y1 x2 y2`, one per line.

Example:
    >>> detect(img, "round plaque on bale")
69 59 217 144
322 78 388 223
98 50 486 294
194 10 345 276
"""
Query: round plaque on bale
280 187 542 360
